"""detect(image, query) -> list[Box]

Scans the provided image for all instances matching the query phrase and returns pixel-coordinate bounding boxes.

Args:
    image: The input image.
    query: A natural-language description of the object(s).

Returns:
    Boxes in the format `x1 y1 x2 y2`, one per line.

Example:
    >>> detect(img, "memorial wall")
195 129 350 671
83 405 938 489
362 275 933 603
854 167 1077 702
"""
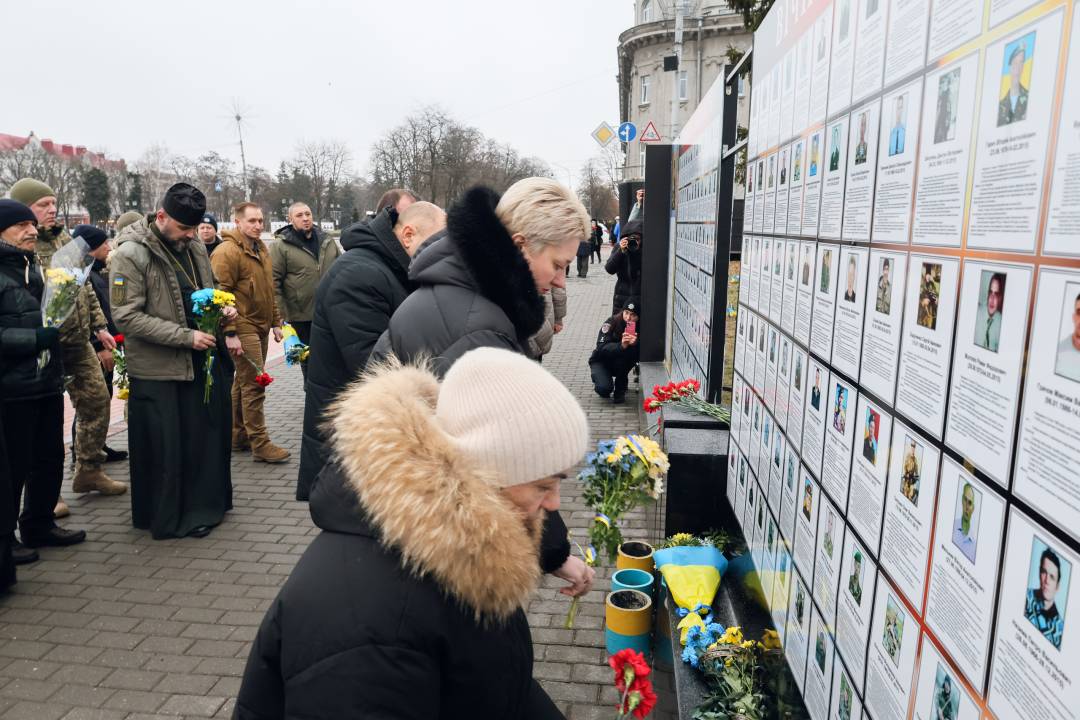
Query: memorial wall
729 1 1080 719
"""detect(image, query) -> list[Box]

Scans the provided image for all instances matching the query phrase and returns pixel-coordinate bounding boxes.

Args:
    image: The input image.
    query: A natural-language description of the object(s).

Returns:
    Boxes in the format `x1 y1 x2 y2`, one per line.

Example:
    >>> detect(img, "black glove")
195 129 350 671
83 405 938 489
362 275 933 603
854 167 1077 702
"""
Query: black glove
35 327 60 352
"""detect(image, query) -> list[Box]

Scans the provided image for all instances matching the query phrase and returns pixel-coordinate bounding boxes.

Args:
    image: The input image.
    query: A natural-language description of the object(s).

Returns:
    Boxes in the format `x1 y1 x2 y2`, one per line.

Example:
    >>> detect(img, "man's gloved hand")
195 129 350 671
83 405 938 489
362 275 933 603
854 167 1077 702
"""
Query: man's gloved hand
35 326 60 352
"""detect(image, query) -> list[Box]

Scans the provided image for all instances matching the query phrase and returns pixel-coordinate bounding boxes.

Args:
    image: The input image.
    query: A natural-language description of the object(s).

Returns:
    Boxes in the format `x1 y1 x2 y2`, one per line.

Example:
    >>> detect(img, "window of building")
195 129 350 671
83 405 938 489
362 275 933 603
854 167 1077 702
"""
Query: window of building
641 0 653 23
737 74 746 97
679 70 688 101
641 75 651 105
640 146 647 175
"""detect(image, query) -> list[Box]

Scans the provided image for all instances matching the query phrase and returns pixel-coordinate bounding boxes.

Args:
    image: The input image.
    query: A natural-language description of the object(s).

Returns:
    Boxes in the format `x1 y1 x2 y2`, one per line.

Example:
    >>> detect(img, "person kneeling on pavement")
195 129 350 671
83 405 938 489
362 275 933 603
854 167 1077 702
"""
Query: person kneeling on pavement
236 348 591 719
0 200 87 565
589 298 640 404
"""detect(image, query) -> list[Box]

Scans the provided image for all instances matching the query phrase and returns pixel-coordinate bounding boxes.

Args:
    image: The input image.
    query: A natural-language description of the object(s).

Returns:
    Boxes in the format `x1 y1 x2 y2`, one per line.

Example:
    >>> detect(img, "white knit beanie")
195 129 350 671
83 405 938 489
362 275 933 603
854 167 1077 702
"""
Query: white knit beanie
436 347 589 487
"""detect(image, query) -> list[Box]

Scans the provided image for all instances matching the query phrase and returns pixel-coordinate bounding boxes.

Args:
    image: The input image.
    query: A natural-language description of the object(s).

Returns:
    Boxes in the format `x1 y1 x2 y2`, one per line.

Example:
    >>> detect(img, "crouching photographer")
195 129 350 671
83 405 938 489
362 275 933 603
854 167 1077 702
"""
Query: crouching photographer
589 298 640 404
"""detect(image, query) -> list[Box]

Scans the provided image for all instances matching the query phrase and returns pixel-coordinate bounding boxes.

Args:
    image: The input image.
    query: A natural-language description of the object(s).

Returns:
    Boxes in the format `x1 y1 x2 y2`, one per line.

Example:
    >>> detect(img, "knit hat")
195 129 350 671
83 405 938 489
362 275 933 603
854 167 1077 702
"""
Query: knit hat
72 224 108 250
436 348 589 487
8 178 55 207
115 211 142 232
0 199 37 233
199 212 218 230
161 183 206 227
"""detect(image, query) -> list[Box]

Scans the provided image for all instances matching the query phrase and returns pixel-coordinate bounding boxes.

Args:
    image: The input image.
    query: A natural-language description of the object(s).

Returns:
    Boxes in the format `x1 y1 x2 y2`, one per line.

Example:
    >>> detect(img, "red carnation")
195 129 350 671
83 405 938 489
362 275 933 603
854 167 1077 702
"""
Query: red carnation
609 649 651 691
113 334 125 345
625 678 658 718
255 372 274 387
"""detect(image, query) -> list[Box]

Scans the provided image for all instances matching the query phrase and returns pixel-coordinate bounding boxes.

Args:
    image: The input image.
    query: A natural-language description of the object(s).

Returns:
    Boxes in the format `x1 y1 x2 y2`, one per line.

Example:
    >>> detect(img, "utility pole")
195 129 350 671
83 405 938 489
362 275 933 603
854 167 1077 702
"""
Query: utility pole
233 104 250 201
670 0 687 142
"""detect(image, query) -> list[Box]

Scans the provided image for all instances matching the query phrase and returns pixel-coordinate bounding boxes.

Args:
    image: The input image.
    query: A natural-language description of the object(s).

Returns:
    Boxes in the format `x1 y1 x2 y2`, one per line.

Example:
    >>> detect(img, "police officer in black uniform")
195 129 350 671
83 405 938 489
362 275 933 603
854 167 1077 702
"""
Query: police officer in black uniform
589 298 639 404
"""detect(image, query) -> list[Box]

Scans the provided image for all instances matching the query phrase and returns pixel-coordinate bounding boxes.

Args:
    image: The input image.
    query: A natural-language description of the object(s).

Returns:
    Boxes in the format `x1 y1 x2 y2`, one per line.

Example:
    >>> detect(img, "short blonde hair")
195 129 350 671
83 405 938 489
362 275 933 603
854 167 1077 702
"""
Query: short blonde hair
495 177 589 252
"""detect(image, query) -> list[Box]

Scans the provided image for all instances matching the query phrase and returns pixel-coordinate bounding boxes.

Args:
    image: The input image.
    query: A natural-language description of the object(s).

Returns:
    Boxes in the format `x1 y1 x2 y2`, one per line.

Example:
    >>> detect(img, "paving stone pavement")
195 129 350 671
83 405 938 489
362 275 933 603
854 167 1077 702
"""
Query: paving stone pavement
0 252 677 720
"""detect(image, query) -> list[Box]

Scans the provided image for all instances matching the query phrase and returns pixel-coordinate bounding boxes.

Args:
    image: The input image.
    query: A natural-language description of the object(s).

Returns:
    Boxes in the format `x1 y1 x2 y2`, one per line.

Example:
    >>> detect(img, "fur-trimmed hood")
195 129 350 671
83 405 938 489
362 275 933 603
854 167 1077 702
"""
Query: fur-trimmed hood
408 186 545 342
323 359 542 621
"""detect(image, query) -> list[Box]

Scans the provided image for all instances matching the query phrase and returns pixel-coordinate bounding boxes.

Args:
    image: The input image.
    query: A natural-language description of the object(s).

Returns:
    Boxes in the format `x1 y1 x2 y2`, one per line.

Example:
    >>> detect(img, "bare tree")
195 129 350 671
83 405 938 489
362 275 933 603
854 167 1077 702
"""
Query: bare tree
292 140 353 219
577 157 618 220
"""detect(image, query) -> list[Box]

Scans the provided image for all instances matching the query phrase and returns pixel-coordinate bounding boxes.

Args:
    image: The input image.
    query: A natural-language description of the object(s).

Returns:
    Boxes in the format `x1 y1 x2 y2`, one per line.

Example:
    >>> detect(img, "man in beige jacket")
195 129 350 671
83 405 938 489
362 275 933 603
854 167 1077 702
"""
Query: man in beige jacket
211 202 288 463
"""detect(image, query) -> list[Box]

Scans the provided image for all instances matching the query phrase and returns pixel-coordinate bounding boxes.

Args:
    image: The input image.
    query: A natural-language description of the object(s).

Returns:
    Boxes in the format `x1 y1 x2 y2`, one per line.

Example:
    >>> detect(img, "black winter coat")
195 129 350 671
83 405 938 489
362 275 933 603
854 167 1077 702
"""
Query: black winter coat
0 242 62 401
297 209 412 501
236 365 564 720
368 186 571 572
605 244 641 312
88 259 119 352
589 313 639 375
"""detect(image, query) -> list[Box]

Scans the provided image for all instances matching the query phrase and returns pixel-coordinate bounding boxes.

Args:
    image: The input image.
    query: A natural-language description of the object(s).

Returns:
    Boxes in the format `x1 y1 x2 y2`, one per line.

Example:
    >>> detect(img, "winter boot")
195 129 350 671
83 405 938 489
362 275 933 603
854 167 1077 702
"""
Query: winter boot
72 468 128 496
252 442 290 464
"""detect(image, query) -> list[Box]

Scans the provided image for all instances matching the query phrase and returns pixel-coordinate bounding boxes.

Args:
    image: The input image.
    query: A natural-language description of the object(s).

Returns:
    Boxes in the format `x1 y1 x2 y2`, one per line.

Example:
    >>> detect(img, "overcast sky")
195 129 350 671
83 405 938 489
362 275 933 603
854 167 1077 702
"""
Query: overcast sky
3 0 633 187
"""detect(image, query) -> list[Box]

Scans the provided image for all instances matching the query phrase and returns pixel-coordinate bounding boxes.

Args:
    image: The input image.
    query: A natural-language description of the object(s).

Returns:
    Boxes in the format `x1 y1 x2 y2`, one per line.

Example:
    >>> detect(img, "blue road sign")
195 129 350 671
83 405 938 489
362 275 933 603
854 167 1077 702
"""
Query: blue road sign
618 122 637 142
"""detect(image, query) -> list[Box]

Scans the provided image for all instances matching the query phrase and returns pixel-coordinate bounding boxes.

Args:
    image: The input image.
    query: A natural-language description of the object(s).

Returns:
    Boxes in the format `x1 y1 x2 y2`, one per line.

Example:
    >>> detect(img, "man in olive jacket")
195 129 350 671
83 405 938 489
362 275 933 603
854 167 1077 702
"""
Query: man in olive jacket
212 203 288 463
110 184 236 539
270 202 340 378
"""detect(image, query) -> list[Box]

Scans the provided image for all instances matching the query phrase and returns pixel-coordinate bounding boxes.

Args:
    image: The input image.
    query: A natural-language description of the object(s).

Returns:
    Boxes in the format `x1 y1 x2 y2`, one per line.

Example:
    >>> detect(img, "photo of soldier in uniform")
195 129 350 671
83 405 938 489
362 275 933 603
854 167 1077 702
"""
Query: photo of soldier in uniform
796 582 806 624
780 149 788 185
833 383 849 434
812 368 823 410
952 481 980 564
882 595 906 667
1054 284 1080 383
787 454 797 491
794 142 804 182
829 124 842 172
900 435 922 506
787 243 797 282
934 67 961 144
854 111 869 165
849 549 865 605
838 673 853 720
862 407 880 465
876 258 893 315
998 31 1035 127
803 476 814 521
810 133 821 177
823 507 836 558
802 254 812 286
918 262 942 330
821 249 833 292
974 271 1006 353
933 665 960 720
768 155 776 189
815 630 827 673
795 354 804 391
1024 536 1071 650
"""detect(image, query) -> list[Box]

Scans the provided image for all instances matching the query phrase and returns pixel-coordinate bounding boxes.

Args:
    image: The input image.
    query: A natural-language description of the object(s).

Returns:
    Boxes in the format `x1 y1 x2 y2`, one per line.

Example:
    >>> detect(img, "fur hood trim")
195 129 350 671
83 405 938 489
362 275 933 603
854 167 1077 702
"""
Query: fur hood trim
327 358 541 621
447 186 546 341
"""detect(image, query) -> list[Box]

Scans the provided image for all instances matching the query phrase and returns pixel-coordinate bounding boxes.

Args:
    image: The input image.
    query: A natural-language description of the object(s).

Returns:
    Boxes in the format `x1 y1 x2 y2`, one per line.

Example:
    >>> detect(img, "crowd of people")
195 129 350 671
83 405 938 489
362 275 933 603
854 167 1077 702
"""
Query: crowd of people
0 172 647 716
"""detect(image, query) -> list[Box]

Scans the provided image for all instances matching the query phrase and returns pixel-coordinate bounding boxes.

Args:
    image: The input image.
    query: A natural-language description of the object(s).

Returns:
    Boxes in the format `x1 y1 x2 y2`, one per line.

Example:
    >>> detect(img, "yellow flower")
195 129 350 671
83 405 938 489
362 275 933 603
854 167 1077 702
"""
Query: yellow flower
46 268 74 284
719 626 744 645
741 639 755 649
117 388 129 400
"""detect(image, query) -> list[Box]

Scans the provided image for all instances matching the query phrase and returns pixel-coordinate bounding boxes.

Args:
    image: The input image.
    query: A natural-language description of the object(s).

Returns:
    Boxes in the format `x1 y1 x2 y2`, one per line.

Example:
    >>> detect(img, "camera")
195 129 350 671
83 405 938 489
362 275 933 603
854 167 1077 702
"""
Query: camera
623 236 641 252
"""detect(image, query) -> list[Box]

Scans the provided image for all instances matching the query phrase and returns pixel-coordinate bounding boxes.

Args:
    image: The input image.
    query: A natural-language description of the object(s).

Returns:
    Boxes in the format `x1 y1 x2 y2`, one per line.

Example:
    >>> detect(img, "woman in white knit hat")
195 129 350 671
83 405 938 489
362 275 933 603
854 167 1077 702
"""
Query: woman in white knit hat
236 348 589 719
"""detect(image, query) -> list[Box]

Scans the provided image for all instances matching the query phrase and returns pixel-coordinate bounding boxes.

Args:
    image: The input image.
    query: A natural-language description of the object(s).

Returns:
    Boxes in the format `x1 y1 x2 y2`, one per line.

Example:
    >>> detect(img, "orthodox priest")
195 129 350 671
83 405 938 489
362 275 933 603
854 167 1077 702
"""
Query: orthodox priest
110 184 235 539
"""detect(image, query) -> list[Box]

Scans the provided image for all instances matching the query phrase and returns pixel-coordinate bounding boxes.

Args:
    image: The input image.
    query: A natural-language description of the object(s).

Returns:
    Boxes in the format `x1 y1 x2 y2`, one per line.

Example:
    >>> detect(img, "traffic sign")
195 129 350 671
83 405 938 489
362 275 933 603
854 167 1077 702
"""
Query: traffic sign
618 122 638 142
640 121 662 143
592 122 616 148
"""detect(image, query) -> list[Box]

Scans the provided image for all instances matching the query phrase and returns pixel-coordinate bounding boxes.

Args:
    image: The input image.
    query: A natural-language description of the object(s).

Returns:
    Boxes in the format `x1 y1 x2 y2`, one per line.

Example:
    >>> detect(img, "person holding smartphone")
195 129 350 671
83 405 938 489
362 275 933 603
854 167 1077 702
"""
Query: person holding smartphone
589 298 640 403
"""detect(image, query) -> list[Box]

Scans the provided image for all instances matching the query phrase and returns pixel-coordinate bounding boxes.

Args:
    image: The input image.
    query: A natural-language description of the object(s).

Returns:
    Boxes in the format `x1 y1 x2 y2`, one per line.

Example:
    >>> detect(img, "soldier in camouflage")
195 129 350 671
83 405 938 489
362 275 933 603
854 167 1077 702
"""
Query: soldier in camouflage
8 180 128 515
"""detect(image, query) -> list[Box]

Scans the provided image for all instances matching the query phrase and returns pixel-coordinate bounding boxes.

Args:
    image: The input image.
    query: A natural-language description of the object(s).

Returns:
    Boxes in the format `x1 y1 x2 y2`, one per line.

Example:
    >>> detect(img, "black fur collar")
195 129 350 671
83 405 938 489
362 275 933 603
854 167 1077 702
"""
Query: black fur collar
447 186 545 341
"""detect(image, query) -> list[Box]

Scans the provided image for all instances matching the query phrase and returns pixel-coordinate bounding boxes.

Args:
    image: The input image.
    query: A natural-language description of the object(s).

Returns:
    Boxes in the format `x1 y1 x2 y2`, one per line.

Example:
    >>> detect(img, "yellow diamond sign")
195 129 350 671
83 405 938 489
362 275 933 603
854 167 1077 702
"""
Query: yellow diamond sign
592 122 616 148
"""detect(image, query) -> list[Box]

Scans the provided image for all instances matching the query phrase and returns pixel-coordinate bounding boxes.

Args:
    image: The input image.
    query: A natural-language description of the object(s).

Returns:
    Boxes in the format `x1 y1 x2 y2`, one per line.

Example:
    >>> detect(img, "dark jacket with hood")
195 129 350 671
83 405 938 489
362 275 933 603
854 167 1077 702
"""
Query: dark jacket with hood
236 364 564 720
0 242 63 401
589 312 639 375
605 219 642 311
297 208 413 501
367 187 570 572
